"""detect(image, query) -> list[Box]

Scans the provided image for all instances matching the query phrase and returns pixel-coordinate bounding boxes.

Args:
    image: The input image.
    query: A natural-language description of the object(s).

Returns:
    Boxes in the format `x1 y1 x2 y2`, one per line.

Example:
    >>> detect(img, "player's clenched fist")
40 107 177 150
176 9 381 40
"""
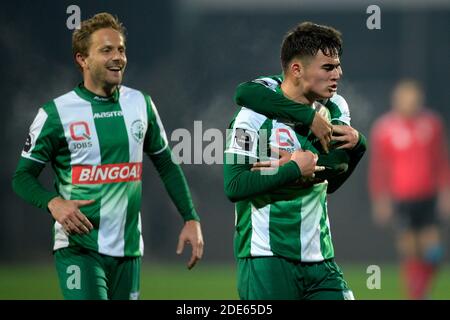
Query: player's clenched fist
290 150 324 178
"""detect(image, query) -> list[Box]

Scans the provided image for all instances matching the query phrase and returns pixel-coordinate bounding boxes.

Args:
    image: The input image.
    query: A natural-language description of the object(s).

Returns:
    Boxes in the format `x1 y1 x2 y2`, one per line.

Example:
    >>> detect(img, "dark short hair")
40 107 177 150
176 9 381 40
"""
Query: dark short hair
72 12 126 68
281 22 343 71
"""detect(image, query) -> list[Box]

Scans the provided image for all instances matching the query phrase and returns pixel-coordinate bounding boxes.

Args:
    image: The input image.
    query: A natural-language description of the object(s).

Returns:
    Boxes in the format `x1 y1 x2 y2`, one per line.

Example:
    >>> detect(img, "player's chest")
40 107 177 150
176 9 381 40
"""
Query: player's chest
269 122 307 153
59 103 147 162
388 120 435 151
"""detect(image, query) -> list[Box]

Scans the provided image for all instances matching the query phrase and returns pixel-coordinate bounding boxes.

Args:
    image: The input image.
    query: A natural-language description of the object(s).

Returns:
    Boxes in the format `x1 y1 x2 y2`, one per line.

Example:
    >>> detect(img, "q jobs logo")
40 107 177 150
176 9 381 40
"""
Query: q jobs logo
69 121 92 151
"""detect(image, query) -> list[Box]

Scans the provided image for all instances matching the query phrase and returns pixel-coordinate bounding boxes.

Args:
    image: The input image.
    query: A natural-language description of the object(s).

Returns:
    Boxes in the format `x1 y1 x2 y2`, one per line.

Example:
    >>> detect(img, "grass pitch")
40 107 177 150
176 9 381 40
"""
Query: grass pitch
0 263 449 300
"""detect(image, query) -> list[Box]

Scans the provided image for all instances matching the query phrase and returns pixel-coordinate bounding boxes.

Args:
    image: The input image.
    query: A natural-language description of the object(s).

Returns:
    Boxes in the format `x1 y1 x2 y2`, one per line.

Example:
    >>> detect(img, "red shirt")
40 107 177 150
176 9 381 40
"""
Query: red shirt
369 110 450 201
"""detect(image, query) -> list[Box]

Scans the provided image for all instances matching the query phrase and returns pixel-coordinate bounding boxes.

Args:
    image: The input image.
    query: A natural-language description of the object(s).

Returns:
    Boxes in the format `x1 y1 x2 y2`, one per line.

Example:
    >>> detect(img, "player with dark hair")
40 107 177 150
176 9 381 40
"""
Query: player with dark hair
224 22 366 300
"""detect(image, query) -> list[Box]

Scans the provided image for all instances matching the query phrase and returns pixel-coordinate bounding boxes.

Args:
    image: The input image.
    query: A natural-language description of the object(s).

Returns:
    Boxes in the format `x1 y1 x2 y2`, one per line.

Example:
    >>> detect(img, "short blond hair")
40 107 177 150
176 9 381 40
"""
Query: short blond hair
72 12 126 67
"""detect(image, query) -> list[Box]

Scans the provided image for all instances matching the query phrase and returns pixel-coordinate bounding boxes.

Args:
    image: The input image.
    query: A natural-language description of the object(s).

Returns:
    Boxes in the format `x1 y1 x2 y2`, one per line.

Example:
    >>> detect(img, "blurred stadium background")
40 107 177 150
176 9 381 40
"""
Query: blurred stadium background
1 0 449 299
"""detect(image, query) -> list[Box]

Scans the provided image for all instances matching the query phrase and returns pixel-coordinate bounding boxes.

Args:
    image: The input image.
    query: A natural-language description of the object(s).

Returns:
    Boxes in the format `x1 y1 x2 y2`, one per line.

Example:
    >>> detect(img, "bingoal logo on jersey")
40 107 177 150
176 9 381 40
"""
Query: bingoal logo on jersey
72 162 142 184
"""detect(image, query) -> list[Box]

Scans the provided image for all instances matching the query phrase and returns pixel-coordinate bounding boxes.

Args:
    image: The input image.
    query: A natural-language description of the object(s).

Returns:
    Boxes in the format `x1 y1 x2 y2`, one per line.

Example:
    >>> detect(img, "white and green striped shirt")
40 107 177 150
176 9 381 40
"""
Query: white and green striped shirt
226 96 350 262
22 84 168 257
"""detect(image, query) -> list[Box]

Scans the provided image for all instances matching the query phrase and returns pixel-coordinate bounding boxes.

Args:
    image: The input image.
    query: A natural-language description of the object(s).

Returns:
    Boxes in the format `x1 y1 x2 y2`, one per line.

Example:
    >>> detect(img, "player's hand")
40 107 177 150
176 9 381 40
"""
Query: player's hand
177 220 204 270
331 125 359 150
310 112 333 153
251 147 291 171
291 150 325 178
48 197 94 235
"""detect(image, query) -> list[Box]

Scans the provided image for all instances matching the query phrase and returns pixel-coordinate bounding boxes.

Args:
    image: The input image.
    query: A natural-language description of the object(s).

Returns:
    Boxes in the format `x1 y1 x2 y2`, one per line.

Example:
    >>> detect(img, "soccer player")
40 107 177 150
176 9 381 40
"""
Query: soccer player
233 75 362 192
12 12 204 300
223 22 366 300
369 79 450 299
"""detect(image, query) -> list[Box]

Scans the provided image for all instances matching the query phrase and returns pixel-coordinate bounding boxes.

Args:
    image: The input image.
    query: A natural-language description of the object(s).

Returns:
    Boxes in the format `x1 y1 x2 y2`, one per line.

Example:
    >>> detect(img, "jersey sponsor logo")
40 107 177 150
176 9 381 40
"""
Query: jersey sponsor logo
23 133 34 153
69 121 92 151
72 162 143 184
131 119 145 143
93 111 123 119
69 121 91 141
276 128 295 147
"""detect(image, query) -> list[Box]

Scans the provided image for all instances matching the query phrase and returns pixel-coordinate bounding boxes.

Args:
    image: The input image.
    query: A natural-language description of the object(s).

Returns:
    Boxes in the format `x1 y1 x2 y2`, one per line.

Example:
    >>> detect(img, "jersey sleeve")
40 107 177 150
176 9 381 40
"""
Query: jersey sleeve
14 104 61 209
368 119 391 199
431 115 450 189
234 76 316 127
149 147 200 222
12 157 59 209
143 95 169 156
224 107 266 160
326 132 367 194
21 106 60 164
223 108 303 202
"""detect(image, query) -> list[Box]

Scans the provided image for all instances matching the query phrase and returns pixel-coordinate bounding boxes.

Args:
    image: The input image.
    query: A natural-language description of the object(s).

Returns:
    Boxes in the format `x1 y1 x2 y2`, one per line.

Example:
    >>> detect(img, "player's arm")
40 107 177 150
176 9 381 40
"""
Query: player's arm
223 111 319 202
234 76 332 151
12 106 94 235
367 119 394 226
144 94 203 269
12 107 59 210
432 116 450 218
12 157 59 209
234 76 315 126
148 147 199 222
315 96 366 193
143 95 199 222
250 142 351 191
326 131 367 194
224 151 318 202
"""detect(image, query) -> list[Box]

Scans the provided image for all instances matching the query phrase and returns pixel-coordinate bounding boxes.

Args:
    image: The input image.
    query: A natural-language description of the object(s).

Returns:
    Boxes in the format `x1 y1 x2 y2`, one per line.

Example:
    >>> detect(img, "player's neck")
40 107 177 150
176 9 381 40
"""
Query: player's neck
83 78 118 97
281 80 314 106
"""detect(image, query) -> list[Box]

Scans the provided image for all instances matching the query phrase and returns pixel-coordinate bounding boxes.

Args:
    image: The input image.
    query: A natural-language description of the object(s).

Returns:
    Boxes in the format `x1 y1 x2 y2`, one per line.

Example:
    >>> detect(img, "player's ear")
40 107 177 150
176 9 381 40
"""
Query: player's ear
290 59 303 79
75 52 88 69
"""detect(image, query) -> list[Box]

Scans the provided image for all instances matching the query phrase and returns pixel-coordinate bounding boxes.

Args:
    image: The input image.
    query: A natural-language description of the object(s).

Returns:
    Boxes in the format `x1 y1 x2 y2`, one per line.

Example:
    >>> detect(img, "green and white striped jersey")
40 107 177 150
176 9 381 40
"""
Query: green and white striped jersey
225 94 351 262
22 84 168 257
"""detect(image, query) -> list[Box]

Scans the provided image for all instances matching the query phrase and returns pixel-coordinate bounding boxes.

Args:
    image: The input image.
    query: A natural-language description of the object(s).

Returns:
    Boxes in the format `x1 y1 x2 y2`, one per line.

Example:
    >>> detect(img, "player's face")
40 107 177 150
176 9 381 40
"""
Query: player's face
84 28 127 90
392 83 423 117
301 50 342 100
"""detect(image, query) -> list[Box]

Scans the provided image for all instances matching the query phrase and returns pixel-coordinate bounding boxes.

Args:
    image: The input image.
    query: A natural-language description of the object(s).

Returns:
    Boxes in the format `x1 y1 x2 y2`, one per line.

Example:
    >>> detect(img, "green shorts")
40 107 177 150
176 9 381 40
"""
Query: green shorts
54 246 140 300
237 256 354 300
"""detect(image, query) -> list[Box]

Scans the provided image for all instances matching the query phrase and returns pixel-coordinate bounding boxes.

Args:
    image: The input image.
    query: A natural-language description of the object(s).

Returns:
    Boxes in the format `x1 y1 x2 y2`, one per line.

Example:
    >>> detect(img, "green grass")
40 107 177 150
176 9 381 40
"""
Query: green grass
0 263 449 299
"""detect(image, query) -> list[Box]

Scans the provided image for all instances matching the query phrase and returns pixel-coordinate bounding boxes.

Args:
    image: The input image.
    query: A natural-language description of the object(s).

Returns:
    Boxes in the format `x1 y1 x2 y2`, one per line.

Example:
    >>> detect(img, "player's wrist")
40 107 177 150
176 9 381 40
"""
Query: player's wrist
47 196 63 211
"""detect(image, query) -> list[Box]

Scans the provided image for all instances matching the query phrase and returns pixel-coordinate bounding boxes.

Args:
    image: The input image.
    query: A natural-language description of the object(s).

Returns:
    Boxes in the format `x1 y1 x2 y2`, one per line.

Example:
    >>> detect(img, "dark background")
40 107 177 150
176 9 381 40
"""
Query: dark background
1 0 449 265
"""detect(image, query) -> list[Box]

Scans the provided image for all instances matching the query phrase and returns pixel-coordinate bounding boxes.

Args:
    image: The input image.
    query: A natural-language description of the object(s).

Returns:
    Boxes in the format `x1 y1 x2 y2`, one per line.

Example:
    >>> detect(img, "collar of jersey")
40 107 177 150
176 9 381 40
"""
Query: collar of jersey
74 83 120 104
